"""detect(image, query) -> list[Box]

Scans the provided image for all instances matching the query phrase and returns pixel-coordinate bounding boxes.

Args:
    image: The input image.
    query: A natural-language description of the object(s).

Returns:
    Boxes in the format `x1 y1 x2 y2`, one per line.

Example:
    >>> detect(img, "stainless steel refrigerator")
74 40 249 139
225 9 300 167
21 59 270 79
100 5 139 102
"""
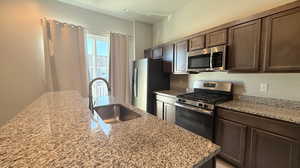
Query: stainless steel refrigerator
132 58 170 115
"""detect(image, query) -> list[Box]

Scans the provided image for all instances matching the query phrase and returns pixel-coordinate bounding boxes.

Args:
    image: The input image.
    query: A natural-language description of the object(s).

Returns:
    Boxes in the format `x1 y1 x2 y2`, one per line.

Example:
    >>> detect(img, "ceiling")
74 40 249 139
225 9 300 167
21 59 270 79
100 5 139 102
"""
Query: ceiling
57 0 193 24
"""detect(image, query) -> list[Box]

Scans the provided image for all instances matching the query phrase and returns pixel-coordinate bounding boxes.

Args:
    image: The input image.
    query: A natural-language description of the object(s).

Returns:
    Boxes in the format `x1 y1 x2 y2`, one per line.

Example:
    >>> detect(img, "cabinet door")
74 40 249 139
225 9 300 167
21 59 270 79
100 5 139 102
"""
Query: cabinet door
189 35 205 51
162 44 174 73
156 101 164 120
215 118 247 167
152 47 163 59
206 29 227 47
228 20 261 72
248 128 300 168
174 40 188 74
144 48 152 58
262 7 300 72
164 103 175 123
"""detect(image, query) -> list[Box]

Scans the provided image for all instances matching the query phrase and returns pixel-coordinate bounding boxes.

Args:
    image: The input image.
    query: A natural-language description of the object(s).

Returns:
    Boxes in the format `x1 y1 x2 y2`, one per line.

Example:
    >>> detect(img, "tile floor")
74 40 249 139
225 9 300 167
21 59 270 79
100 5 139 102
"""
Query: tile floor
216 158 236 168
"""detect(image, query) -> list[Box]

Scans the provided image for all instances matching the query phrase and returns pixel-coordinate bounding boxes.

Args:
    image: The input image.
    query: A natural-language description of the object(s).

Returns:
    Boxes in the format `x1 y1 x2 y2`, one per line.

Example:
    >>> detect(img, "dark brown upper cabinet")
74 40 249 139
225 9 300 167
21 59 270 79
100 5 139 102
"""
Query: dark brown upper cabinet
174 40 188 74
189 35 205 51
228 20 262 72
148 1 300 73
262 7 300 72
162 44 174 73
152 47 163 59
144 48 152 58
206 29 228 47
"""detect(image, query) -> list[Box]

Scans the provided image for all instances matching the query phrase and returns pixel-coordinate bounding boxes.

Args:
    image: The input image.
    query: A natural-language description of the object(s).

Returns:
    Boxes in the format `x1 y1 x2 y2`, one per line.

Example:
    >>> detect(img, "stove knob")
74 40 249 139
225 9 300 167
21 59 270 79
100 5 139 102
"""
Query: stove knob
204 104 208 109
198 103 203 107
179 99 186 103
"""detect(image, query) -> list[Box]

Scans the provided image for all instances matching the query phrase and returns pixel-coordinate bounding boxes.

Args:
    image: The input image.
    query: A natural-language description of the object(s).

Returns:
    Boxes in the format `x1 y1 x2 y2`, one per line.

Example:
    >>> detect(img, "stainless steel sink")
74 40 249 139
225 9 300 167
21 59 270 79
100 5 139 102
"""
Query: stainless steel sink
94 104 141 124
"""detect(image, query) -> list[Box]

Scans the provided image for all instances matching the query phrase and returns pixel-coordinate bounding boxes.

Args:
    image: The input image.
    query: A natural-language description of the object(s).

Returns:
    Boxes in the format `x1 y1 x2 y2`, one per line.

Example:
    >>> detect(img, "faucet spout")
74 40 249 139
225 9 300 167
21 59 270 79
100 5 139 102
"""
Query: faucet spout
89 77 111 111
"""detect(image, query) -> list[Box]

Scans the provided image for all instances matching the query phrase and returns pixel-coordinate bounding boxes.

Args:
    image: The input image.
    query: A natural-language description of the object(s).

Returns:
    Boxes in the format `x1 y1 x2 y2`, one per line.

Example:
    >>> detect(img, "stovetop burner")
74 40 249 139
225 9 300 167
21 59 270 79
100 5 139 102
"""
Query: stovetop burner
176 81 233 111
177 91 232 104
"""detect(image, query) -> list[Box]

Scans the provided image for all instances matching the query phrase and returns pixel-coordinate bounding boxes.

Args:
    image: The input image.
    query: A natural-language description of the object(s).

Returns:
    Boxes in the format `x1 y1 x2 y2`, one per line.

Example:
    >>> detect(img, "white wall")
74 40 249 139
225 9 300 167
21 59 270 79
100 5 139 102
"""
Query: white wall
189 73 300 101
134 21 153 60
39 0 133 36
153 0 300 101
153 0 297 45
0 0 45 127
0 0 152 126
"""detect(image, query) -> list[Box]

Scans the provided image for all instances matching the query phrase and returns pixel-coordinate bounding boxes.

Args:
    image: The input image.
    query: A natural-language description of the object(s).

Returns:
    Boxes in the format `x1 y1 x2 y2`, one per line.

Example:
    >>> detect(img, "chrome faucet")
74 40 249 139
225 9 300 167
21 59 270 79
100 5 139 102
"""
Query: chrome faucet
89 77 111 111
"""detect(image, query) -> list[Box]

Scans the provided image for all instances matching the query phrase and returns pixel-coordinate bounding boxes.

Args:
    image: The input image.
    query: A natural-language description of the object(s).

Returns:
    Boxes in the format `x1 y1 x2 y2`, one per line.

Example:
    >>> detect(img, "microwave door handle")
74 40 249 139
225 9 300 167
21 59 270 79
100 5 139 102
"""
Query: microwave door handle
210 51 213 69
186 52 189 72
133 68 138 97
174 103 213 115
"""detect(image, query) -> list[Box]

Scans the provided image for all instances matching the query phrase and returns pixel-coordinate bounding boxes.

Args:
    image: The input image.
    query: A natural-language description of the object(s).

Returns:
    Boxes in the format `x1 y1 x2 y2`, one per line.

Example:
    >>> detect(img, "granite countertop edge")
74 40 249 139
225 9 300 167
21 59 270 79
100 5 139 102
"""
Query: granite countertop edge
0 91 220 168
217 100 300 124
154 90 300 124
154 89 187 98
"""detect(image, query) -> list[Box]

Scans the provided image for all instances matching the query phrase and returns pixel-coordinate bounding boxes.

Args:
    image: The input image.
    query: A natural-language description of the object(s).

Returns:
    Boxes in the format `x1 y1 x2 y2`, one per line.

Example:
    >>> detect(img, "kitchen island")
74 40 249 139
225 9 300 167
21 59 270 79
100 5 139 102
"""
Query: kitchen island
0 91 220 168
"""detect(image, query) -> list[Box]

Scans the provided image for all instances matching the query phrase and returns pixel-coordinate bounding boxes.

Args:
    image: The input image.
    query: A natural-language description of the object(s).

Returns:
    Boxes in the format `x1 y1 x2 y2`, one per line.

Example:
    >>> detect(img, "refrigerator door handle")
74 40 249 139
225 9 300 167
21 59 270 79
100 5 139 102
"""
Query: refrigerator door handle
134 68 138 97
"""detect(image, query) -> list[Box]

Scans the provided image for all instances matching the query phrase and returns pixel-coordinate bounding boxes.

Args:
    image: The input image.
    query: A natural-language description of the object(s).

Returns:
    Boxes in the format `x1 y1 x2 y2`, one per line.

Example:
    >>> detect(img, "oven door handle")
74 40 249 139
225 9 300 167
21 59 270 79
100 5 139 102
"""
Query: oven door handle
174 103 213 116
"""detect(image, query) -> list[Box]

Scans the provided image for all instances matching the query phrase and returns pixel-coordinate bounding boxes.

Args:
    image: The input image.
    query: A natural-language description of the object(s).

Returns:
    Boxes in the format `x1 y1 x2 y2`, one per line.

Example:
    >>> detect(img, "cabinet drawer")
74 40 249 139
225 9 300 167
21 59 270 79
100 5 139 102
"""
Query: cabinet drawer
206 29 228 47
217 107 300 141
156 95 176 104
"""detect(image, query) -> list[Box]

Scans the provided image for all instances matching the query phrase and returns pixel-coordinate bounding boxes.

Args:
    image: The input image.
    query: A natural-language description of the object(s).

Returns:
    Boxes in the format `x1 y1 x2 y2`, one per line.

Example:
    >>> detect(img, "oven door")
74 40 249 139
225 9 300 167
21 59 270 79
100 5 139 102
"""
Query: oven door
175 103 214 140
187 48 211 72
211 45 226 71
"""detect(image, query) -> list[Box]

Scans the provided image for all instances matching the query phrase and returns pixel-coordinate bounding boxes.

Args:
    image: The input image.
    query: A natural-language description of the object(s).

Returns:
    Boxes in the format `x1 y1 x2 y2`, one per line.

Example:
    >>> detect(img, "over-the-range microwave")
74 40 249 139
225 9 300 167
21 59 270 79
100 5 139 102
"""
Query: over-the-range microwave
187 45 227 73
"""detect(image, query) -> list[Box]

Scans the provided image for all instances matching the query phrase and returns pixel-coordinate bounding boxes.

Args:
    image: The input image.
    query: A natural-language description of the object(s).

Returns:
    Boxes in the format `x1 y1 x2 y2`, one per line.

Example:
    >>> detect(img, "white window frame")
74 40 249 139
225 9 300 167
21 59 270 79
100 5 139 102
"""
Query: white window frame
86 33 110 96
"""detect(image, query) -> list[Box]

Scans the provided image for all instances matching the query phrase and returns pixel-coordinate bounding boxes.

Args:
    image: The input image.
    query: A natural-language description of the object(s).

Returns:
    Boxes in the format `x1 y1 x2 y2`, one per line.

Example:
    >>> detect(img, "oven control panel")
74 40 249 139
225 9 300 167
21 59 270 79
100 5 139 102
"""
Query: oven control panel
177 98 214 111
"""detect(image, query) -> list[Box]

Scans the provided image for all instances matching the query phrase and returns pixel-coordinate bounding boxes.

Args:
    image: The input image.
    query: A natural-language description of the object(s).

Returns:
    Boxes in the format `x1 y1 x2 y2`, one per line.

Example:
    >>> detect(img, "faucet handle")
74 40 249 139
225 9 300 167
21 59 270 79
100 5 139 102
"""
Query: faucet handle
93 100 96 108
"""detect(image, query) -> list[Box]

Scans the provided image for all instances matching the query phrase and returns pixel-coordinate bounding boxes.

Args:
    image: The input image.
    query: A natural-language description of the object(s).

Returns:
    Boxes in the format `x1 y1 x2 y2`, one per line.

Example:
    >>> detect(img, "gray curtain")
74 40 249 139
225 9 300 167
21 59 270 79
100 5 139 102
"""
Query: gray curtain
109 33 132 103
41 18 88 97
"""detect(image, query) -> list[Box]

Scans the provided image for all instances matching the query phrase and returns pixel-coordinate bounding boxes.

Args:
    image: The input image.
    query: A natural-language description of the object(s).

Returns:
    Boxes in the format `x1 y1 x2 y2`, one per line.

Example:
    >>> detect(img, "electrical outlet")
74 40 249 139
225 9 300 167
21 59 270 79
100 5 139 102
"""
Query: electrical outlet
260 83 268 94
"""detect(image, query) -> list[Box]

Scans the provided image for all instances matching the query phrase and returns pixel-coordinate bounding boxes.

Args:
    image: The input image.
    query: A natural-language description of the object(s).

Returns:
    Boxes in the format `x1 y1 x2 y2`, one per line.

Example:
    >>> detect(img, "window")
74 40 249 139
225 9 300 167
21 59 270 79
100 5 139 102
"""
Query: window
86 34 110 96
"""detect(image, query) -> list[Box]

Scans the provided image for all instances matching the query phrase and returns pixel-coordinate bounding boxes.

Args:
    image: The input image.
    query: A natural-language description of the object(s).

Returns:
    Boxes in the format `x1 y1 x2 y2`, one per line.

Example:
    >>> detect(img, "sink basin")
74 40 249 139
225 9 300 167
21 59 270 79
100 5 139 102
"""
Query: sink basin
94 104 141 124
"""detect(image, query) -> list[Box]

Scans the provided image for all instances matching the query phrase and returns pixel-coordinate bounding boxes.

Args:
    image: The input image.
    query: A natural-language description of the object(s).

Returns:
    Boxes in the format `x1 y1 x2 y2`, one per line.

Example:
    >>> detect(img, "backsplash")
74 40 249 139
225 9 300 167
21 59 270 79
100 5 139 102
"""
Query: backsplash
170 74 189 90
170 72 300 101
236 95 300 110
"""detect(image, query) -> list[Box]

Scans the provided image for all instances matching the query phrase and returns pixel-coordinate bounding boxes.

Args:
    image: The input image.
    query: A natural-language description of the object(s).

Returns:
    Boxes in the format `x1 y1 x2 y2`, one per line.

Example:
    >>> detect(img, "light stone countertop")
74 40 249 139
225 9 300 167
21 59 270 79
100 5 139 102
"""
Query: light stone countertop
217 100 300 124
0 91 220 168
154 89 187 98
155 90 300 124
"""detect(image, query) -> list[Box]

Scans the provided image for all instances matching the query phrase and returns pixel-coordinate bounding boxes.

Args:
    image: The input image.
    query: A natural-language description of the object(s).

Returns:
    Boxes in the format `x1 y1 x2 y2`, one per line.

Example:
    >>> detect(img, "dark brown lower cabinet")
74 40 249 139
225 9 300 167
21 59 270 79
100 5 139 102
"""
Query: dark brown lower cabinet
155 94 176 123
215 118 247 167
247 128 300 168
216 107 300 168
164 103 176 123
156 100 164 120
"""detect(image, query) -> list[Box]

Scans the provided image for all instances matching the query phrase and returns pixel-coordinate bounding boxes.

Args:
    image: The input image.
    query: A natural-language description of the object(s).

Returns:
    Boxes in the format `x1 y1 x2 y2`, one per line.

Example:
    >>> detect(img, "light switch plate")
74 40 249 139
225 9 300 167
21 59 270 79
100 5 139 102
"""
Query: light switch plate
260 83 268 94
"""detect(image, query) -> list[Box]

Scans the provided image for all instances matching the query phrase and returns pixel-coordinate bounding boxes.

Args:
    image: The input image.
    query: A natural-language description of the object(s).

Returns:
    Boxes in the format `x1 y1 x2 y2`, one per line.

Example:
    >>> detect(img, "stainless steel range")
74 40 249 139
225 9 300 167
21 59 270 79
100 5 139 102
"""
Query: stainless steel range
175 81 232 141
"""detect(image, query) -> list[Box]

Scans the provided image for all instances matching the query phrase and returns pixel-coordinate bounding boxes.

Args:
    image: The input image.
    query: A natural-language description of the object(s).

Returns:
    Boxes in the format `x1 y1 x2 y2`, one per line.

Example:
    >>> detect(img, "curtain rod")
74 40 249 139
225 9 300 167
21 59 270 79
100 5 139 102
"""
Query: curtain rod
41 17 134 38
40 17 85 29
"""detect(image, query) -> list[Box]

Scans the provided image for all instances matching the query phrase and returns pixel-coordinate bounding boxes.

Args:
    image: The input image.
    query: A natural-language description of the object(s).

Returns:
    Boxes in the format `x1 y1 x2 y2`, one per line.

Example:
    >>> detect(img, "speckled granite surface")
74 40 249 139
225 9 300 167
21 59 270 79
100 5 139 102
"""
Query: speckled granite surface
218 96 300 124
154 89 187 98
0 91 220 168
